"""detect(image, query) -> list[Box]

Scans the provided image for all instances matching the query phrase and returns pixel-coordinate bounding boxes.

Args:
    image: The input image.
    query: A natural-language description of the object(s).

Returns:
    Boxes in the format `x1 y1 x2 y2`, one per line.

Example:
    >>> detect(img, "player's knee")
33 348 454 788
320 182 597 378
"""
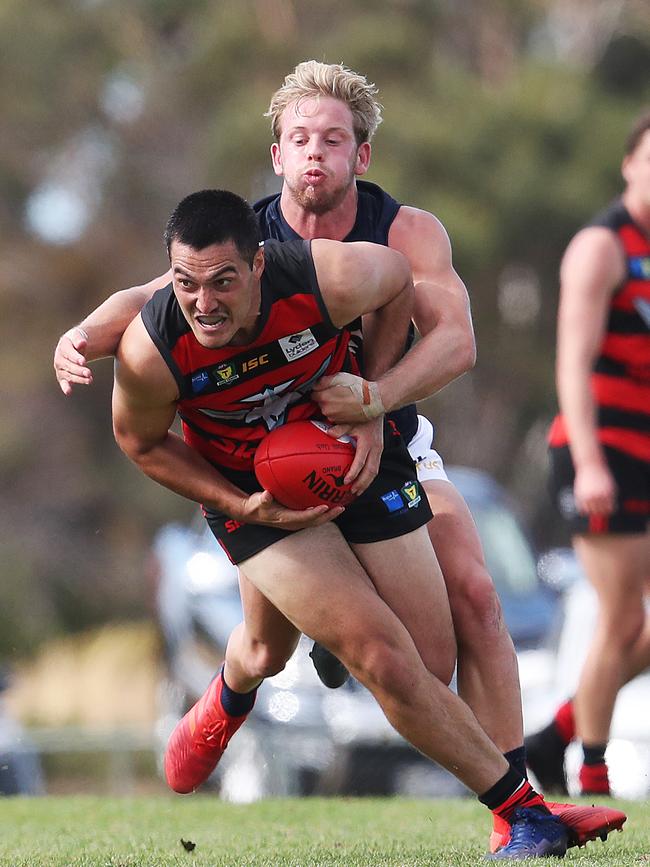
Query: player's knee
244 642 291 680
602 607 646 651
449 566 505 642
344 634 417 698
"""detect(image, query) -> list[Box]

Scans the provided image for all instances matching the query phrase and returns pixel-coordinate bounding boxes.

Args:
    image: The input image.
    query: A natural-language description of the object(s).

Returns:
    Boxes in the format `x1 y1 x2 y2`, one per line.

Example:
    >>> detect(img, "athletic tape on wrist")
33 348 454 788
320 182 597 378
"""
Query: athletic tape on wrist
326 372 385 419
71 326 89 342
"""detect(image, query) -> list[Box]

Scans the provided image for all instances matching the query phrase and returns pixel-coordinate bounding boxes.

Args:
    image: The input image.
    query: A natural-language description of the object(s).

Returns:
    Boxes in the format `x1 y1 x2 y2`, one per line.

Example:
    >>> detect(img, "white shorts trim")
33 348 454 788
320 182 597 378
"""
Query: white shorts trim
407 415 449 483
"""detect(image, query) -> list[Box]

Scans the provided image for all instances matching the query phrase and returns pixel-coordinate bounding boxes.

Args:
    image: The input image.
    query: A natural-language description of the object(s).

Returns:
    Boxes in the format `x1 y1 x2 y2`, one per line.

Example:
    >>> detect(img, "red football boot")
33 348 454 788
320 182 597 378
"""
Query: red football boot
164 673 253 794
489 801 627 853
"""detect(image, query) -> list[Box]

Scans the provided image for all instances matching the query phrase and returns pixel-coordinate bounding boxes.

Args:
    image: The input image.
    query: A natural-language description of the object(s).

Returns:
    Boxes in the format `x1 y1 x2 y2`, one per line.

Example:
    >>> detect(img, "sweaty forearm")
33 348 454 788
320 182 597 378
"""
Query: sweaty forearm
557 364 604 470
377 318 476 412
361 282 413 382
119 430 249 518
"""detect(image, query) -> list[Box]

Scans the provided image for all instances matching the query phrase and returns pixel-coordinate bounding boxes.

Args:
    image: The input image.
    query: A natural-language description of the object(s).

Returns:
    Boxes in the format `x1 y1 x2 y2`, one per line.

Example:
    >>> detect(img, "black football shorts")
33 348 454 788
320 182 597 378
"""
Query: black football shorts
549 443 650 535
204 424 432 564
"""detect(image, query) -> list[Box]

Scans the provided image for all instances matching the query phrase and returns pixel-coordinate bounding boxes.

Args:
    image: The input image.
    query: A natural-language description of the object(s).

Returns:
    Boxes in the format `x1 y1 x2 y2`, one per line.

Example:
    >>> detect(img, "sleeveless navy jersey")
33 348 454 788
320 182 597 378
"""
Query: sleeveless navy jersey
255 180 401 244
254 180 420 443
141 239 357 472
549 200 650 462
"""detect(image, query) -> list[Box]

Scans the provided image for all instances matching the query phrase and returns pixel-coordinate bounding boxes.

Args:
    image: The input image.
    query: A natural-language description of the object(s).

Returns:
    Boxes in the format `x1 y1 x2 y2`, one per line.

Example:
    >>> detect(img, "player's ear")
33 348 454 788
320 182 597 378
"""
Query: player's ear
270 142 283 176
354 142 371 176
252 246 265 279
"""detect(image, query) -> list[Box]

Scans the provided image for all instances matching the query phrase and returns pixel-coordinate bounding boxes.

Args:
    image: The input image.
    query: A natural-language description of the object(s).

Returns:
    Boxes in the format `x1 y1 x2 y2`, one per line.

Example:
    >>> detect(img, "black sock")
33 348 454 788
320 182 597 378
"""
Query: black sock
583 743 607 766
504 746 527 779
479 767 549 821
219 670 257 717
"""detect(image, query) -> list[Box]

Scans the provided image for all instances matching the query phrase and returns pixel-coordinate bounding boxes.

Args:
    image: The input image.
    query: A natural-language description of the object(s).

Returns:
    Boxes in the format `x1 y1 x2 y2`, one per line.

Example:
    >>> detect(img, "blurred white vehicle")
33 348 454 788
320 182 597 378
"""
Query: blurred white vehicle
0 669 44 795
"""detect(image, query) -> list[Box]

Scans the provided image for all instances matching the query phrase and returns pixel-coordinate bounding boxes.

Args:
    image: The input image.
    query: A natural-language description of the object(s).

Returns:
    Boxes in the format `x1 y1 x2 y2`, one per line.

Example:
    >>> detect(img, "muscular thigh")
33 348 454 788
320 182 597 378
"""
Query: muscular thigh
239 523 417 665
423 478 488 590
351 525 456 681
573 531 650 604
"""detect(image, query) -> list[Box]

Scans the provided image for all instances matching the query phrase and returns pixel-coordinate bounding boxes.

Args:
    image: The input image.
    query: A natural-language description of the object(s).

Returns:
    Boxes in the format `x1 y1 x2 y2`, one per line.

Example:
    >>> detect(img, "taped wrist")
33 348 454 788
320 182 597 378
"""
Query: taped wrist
69 325 89 342
327 372 385 419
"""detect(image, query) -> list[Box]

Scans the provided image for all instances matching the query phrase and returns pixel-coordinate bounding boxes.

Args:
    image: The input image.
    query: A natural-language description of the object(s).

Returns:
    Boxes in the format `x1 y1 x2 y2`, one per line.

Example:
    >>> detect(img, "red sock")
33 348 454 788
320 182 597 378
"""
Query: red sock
495 780 549 822
579 762 610 795
553 699 575 746
480 768 549 823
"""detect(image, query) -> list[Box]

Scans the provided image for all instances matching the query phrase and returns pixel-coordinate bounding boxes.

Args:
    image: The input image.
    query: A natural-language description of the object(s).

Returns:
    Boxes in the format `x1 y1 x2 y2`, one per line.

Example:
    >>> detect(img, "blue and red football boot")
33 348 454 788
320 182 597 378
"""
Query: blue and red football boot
486 808 568 860
490 800 626 853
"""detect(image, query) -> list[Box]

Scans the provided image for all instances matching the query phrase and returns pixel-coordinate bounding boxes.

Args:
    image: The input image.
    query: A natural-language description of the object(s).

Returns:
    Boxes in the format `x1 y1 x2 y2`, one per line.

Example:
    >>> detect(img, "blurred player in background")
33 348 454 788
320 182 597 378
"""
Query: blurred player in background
527 110 650 796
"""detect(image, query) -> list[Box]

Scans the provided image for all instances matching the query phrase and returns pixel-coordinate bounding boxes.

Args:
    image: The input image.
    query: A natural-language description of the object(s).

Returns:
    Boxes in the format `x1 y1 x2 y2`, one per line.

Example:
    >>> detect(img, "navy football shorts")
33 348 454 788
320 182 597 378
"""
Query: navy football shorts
204 423 432 564
549 443 650 535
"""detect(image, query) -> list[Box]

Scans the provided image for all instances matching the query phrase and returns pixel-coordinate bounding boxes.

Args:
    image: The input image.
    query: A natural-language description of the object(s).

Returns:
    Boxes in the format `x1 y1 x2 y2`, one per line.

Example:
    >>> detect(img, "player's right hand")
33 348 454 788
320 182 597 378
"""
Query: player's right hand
54 327 93 395
574 462 617 516
241 490 344 530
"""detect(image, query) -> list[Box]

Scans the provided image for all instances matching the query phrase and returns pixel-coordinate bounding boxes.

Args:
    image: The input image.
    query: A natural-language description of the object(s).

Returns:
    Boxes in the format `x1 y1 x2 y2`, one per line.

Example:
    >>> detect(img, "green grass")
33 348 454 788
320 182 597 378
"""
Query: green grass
0 796 645 866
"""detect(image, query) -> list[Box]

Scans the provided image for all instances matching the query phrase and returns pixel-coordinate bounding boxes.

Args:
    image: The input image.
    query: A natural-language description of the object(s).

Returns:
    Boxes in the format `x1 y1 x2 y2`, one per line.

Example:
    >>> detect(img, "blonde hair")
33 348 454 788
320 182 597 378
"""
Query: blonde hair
266 61 383 145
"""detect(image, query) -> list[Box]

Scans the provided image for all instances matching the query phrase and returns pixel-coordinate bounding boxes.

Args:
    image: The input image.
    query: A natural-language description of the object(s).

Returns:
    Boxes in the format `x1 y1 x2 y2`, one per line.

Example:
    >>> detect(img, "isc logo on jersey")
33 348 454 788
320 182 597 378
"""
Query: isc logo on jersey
279 329 319 361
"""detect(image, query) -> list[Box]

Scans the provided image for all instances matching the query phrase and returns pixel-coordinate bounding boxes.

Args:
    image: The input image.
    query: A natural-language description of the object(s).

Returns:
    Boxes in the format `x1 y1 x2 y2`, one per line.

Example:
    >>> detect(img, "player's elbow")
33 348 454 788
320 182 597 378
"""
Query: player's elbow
113 422 155 466
448 325 476 378
458 330 477 375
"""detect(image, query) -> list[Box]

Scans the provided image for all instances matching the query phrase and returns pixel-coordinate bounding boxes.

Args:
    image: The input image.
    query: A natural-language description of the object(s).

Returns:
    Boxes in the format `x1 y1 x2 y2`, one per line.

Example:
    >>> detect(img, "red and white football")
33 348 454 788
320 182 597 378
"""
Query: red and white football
254 419 357 510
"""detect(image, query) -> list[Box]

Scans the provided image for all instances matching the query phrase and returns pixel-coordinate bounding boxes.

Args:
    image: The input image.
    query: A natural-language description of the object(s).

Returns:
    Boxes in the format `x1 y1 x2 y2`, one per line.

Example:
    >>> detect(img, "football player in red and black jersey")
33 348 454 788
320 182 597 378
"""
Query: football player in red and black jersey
112 189 575 859
526 111 650 798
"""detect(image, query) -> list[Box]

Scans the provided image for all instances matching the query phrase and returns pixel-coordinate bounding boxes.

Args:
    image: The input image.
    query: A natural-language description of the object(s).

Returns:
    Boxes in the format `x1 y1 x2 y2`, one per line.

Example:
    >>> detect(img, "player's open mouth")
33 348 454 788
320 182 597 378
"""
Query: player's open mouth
196 314 228 331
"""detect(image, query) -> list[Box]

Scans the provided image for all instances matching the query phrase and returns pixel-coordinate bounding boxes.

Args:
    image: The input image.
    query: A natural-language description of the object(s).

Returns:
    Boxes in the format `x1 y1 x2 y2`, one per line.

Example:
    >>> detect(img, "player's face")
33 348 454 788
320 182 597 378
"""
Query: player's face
623 129 650 208
170 240 264 348
271 96 370 214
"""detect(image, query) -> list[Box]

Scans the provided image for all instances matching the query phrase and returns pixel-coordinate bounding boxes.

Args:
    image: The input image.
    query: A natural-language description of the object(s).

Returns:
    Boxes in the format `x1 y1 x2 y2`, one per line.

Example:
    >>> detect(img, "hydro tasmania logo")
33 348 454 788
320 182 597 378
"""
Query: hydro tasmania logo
191 371 210 393
279 329 319 361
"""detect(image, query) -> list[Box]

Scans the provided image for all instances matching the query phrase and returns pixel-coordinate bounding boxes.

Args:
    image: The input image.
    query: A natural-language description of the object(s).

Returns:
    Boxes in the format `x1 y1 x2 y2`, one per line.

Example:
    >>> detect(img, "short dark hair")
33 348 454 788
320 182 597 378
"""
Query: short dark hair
624 109 650 156
164 189 261 266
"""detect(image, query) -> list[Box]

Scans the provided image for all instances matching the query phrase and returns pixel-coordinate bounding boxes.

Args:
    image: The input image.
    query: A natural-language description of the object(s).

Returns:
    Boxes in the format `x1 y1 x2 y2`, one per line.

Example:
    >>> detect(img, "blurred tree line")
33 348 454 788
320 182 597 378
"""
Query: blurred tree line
1 0 649 657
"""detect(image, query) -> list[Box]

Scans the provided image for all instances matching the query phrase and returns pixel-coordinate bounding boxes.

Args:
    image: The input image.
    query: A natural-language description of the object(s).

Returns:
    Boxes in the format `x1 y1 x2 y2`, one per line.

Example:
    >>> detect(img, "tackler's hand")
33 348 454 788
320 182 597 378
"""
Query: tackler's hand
325 417 384 496
312 372 385 424
54 327 93 395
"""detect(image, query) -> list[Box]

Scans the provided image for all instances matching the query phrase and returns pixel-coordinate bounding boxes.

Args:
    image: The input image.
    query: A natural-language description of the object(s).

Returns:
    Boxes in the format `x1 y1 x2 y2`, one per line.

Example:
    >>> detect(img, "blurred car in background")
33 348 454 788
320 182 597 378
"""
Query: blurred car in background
150 464 569 801
0 669 44 796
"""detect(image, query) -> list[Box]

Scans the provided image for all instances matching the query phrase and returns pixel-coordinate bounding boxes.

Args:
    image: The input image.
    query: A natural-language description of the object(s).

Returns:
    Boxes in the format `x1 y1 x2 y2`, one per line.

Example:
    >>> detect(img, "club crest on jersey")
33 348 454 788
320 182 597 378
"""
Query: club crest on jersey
211 363 239 387
279 328 319 361
629 255 650 280
401 481 421 508
191 371 210 393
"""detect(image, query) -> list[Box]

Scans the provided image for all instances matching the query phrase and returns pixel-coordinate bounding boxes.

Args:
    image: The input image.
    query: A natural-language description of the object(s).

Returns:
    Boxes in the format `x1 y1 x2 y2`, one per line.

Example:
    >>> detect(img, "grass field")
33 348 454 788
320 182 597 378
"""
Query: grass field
0 796 646 866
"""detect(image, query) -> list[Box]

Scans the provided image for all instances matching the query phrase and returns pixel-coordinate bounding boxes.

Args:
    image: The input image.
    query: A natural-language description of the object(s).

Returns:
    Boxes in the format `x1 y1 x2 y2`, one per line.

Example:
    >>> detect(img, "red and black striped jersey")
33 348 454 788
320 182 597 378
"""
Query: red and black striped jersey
549 200 650 461
141 238 357 471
